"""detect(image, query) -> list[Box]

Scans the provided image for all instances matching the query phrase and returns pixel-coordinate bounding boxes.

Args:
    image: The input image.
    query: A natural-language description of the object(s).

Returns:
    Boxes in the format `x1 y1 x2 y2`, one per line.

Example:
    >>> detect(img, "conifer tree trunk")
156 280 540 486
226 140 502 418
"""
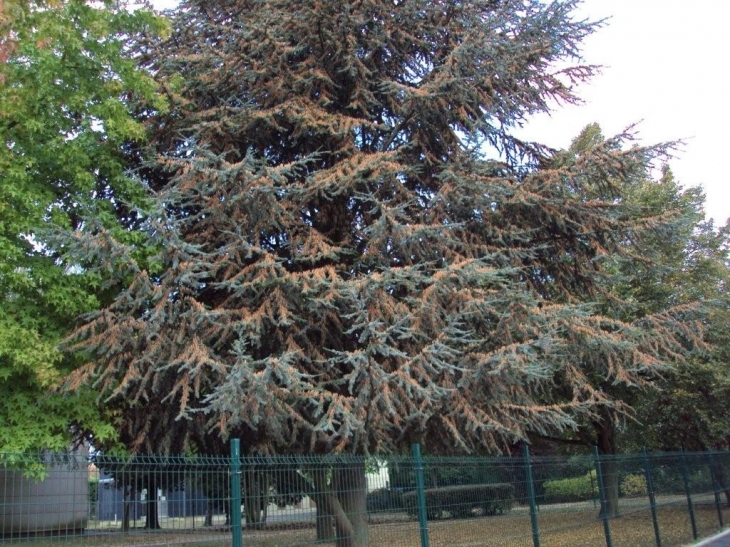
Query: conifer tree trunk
333 463 369 547
145 476 161 530
261 473 271 524
316 505 336 542
243 470 265 529
122 490 131 532
313 468 336 542
122 483 135 531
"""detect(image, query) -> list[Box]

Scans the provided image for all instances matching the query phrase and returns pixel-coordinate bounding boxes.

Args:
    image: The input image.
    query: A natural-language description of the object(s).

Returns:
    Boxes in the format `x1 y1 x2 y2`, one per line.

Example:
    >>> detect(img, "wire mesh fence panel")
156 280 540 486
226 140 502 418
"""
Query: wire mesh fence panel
1 451 233 547
227 455 421 547
530 454 605 547
412 456 533 547
3 449 730 547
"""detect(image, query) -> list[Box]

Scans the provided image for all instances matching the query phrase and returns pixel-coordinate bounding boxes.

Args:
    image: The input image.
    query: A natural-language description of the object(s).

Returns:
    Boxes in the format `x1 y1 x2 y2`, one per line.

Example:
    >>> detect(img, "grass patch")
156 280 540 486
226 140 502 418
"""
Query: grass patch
2 500 728 547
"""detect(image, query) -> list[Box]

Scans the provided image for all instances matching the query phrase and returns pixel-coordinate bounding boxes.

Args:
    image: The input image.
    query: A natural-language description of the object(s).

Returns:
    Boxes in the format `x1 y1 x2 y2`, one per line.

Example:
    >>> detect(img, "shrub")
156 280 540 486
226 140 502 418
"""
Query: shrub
366 488 404 513
620 474 648 497
402 483 514 520
542 470 597 504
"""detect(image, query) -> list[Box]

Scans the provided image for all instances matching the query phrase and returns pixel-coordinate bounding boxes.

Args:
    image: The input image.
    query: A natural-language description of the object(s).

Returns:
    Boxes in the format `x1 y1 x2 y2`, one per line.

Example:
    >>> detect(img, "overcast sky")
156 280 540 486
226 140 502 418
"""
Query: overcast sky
518 0 730 225
152 0 729 225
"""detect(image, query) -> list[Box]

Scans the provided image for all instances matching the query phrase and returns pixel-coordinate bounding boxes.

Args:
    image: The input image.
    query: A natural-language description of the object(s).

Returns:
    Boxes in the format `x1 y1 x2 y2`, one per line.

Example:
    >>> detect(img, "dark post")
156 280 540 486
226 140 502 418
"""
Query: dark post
708 453 725 529
591 471 597 509
593 446 614 547
680 450 698 541
522 444 541 547
642 447 662 547
412 444 430 547
230 439 243 547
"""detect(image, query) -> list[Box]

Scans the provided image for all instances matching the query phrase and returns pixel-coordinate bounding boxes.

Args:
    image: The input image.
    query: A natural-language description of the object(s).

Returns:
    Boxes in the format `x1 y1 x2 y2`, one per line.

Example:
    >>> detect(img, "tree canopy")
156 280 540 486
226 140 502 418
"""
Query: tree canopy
0 0 167 451
67 0 698 461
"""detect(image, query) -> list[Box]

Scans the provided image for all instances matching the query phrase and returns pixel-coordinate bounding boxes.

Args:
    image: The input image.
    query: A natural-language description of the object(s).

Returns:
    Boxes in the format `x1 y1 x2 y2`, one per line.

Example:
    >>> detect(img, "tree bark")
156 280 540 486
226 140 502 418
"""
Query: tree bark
145 476 161 529
312 467 335 542
333 462 369 547
710 459 730 507
122 484 132 532
243 469 266 529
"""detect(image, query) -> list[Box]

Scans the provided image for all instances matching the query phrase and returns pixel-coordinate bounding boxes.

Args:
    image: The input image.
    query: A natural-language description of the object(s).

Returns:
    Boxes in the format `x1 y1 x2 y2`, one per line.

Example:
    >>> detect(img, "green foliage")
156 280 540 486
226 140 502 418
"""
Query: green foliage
542 470 597 504
620 474 647 497
402 484 514 519
88 476 99 510
613 173 730 452
0 0 167 451
536 125 719 460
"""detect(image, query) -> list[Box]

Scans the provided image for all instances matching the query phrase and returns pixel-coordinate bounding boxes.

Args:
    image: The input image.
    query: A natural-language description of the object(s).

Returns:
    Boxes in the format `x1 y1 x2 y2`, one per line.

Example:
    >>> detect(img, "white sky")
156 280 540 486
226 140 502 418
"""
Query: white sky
152 0 729 225
518 0 730 226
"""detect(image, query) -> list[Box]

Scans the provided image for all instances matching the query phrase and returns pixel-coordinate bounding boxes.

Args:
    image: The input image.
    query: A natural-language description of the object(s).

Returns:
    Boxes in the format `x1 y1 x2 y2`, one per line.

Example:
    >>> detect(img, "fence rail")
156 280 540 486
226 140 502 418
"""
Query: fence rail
1 446 729 547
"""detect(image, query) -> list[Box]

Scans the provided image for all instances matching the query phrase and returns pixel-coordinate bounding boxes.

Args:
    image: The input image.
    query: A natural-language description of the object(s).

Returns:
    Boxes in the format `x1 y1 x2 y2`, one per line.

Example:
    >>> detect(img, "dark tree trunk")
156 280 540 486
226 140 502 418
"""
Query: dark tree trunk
710 459 730 507
596 415 620 518
122 485 132 532
204 505 213 527
243 469 268 529
312 468 335 542
145 477 161 529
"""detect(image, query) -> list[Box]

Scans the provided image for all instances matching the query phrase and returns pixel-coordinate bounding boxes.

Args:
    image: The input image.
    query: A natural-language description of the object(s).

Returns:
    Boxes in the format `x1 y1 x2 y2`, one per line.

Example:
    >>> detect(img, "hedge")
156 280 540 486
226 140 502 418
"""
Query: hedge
402 483 514 520
366 488 404 513
541 470 597 504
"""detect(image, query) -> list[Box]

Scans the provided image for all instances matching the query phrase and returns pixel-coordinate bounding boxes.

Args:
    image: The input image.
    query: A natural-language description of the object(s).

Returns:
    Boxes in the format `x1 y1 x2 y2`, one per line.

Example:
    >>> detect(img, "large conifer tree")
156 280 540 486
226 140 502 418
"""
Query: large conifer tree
67 1 697 542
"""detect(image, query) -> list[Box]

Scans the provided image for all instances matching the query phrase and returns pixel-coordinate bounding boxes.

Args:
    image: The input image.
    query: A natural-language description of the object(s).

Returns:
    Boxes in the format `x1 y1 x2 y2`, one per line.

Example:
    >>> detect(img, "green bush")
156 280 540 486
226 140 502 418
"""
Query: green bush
402 483 514 520
620 474 648 497
542 470 596 504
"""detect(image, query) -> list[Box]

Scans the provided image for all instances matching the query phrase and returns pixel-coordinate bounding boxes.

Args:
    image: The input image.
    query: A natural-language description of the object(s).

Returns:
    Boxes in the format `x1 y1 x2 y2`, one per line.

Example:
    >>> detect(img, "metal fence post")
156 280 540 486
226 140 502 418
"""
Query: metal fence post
708 452 725 529
680 449 698 541
591 471 598 508
593 446 614 547
522 445 541 547
412 443 430 547
230 439 243 547
642 447 662 547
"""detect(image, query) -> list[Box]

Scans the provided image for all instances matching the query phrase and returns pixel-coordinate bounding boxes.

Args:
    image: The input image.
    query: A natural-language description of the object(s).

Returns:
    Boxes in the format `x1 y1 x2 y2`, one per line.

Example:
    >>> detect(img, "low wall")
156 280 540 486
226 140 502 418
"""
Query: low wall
1 456 88 534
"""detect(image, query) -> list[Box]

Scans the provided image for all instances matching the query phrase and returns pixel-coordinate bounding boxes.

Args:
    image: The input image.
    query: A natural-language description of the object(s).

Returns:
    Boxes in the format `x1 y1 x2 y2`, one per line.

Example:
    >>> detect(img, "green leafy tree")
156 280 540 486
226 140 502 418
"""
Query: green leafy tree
0 0 167 452
67 2 698 544
624 214 730 502
625 215 730 453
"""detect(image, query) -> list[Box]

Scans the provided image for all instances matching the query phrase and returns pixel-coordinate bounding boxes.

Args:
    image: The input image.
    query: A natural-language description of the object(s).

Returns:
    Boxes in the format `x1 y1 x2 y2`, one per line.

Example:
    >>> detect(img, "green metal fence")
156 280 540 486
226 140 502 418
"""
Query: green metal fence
2 445 729 547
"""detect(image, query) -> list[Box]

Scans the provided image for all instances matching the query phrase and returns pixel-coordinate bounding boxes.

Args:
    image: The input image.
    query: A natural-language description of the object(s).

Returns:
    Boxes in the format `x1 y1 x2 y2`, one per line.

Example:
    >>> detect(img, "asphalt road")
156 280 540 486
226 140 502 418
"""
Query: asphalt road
695 529 730 547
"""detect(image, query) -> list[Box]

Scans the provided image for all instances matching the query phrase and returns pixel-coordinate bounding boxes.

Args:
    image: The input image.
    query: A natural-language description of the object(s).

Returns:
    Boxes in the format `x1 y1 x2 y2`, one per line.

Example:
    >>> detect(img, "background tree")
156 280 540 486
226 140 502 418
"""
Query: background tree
623 216 730 453
532 123 722 516
0 0 167 452
67 2 699 544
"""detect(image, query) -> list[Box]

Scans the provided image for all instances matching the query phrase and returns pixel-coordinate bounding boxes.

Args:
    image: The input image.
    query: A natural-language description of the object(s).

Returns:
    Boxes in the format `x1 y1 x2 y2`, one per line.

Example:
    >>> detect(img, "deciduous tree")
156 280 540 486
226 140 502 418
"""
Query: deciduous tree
0 0 167 452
